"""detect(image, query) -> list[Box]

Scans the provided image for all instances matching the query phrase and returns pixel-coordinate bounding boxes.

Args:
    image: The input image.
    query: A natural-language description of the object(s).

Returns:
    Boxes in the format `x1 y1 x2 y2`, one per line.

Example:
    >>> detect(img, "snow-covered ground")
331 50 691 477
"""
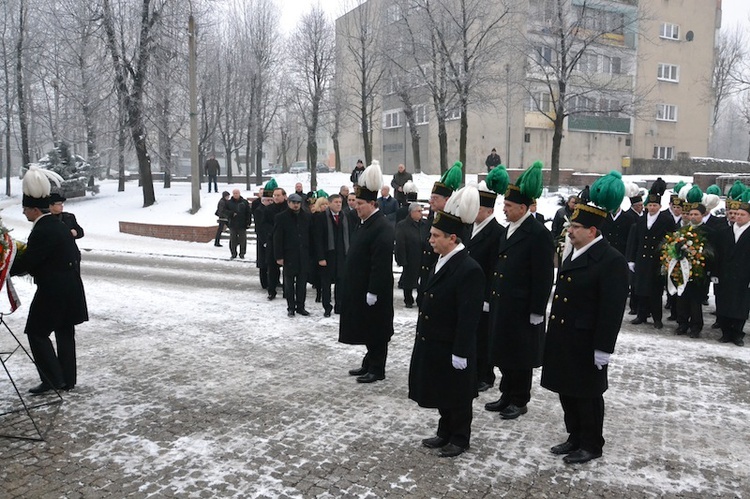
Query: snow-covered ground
0 173 747 498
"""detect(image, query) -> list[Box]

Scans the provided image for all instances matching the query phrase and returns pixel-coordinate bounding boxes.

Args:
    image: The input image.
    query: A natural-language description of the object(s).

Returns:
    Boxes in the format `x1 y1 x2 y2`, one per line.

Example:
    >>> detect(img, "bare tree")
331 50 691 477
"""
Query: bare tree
290 7 335 191
16 0 30 167
519 0 639 188
740 90 750 162
710 28 747 127
100 0 168 207
1 0 19 193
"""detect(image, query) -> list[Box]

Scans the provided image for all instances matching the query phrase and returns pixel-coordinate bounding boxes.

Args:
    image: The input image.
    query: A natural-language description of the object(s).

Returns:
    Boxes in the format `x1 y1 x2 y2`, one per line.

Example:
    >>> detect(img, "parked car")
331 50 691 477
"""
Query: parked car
289 161 307 174
316 162 331 173
262 164 283 175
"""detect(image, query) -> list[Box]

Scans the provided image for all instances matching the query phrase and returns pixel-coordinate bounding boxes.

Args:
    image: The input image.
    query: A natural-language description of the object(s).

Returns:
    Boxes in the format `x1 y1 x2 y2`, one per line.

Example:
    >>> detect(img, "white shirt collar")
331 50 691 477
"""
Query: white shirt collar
360 207 380 224
646 211 658 229
471 216 493 239
31 212 51 228
434 243 465 274
734 221 749 242
506 210 532 238
611 209 621 221
571 235 603 261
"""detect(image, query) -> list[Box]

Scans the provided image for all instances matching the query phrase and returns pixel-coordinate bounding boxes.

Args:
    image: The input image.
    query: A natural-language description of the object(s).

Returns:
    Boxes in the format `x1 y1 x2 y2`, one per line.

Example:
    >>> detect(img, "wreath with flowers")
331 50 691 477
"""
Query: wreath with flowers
660 227 711 296
0 217 24 312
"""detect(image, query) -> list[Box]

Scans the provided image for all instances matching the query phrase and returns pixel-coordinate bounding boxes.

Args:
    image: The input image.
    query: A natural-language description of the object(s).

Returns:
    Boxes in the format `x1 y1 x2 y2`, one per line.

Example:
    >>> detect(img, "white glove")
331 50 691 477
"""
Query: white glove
366 292 378 306
482 301 490 312
451 355 467 370
529 313 544 326
594 350 610 370
710 276 719 284
628 262 635 272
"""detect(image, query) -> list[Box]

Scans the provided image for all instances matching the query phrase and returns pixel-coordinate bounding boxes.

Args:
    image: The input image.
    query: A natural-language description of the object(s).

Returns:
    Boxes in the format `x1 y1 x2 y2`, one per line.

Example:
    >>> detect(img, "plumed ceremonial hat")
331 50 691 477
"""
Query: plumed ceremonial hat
356 160 383 202
22 166 63 209
505 160 543 206
431 161 462 198
570 171 625 229
479 165 510 208
433 185 480 236
263 178 278 197
403 180 418 201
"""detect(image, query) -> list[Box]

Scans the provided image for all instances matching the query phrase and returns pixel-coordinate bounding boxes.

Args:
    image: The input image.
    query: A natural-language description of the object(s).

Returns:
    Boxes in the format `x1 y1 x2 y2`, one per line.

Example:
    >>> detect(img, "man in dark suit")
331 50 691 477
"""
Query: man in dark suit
254 185 275 290
626 193 677 329
487 181 555 420
225 189 250 260
395 203 424 308
409 187 484 458
11 168 88 394
714 197 750 346
48 192 84 263
530 201 547 227
274 193 312 317
312 194 350 317
339 162 395 383
601 207 634 256
541 202 629 464
204 155 220 192
264 188 287 300
466 185 504 393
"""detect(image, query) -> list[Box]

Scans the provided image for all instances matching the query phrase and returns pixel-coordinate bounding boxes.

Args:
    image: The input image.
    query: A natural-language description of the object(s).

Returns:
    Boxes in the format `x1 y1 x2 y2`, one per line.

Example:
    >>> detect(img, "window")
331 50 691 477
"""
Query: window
534 46 554 67
575 6 625 35
575 53 598 73
653 146 674 160
530 0 557 25
446 108 461 121
656 104 677 122
599 98 621 117
383 109 401 129
385 76 397 95
602 56 622 75
387 5 402 23
660 23 679 40
657 63 679 82
571 95 596 113
526 92 553 113
415 104 429 125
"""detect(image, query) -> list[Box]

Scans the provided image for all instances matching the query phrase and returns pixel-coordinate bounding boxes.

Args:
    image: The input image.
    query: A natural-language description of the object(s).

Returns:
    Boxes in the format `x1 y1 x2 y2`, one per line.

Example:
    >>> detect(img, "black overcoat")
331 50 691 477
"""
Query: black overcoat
541 238 628 397
465 218 504 302
488 215 555 369
626 212 676 296
601 210 635 256
714 225 750 320
409 248 484 408
395 217 423 289
273 208 311 275
10 215 88 335
339 211 395 345
312 209 349 278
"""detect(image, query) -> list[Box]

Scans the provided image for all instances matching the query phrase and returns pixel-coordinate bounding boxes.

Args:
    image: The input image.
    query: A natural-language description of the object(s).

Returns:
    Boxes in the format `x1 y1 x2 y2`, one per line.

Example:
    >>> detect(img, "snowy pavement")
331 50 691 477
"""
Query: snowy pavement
1 250 748 498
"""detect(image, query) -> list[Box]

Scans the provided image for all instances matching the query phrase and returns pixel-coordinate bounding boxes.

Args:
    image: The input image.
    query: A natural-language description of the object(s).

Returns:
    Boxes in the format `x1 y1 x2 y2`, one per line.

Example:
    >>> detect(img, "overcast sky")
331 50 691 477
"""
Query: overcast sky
280 0 750 34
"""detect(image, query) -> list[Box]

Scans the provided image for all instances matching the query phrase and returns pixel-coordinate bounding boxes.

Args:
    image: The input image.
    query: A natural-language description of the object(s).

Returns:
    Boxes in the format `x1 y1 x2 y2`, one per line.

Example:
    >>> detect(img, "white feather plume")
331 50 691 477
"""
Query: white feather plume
477 180 490 193
403 180 418 194
625 181 640 198
360 160 383 192
703 193 720 211
22 165 63 198
444 185 480 224
678 183 692 200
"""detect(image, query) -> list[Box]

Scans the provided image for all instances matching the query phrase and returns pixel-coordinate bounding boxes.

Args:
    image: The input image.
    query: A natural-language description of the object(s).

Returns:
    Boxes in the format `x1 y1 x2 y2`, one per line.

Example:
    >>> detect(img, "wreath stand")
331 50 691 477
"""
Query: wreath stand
0 313 63 441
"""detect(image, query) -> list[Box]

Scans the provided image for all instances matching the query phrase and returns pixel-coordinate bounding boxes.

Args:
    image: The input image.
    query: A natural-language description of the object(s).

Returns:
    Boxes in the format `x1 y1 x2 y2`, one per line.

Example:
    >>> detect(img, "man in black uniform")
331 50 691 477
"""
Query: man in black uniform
409 186 484 458
274 193 312 317
11 167 88 394
541 171 629 464
264 187 287 300
600 206 634 256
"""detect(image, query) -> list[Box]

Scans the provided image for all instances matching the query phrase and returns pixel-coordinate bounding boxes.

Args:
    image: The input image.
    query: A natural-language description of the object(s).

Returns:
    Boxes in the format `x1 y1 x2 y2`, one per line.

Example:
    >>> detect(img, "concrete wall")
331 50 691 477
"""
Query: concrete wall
628 157 750 176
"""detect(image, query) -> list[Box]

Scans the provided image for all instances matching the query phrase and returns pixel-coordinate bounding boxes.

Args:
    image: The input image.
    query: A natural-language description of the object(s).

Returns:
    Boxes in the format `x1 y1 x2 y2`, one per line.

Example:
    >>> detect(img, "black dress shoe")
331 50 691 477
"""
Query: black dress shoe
356 372 385 383
674 327 687 336
718 335 732 343
287 310 295 317
348 366 368 376
550 441 579 455
267 293 276 301
653 321 664 329
405 303 413 308
214 243 222 247
563 448 602 464
324 311 331 318
28 383 63 395
628 309 637 315
421 436 449 449
631 317 647 325
296 309 310 316
666 315 676 322
499 404 528 420
477 381 493 392
439 443 467 458
485 398 510 412
734 338 745 347
688 329 701 338
711 321 721 329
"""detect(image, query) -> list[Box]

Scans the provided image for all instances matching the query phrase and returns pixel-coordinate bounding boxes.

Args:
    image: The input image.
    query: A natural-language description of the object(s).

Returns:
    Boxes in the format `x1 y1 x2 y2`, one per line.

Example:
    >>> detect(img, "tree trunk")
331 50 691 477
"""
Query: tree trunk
437 119 448 174
16 0 30 168
459 107 468 184
224 149 233 184
410 126 421 174
117 95 126 192
130 116 155 206
332 131 340 173
361 99 371 166
550 115 564 191
4 55 13 194
308 136 318 192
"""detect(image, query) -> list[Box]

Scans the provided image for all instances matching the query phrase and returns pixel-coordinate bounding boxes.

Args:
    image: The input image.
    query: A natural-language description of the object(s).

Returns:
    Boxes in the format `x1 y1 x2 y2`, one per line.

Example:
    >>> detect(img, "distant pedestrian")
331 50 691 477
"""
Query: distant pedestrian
485 148 502 172
214 191 230 247
226 189 250 259
350 159 365 187
205 155 220 193
275 193 312 317
391 164 413 207
49 192 84 263
395 203 424 308
377 186 399 222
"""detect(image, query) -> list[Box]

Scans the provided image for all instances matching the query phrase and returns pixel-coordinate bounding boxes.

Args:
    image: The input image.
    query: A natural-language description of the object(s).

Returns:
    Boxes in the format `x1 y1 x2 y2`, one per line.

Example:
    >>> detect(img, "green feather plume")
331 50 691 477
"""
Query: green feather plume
516 160 544 199
705 184 721 196
685 185 703 204
672 180 686 194
739 188 750 204
264 178 278 191
485 165 509 195
439 161 463 190
728 180 746 200
590 171 625 213
316 189 328 198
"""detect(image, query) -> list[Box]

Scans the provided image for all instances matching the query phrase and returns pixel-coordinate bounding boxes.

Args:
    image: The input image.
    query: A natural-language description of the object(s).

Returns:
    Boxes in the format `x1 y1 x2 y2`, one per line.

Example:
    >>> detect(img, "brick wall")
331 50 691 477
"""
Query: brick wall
119 221 217 243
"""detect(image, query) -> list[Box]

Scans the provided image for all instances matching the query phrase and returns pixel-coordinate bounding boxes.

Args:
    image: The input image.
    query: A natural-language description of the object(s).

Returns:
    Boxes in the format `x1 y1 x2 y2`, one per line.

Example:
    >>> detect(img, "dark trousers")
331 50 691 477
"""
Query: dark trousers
319 265 340 313
214 220 226 245
267 262 281 296
498 368 532 407
360 341 388 377
402 288 414 306
560 394 605 454
207 175 218 192
637 279 664 322
676 294 703 332
720 317 746 342
258 265 268 289
28 325 76 388
437 404 473 449
628 271 639 312
476 311 495 386
229 228 247 258
283 269 307 312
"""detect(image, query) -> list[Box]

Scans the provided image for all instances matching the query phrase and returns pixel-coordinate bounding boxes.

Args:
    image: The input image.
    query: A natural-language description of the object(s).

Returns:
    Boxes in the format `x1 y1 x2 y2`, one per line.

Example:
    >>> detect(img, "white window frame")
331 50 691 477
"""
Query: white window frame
657 63 679 82
415 104 429 125
602 56 622 75
534 46 554 67
445 107 461 121
656 103 677 122
526 92 553 113
575 53 598 73
653 146 674 160
659 22 679 40
382 109 402 129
